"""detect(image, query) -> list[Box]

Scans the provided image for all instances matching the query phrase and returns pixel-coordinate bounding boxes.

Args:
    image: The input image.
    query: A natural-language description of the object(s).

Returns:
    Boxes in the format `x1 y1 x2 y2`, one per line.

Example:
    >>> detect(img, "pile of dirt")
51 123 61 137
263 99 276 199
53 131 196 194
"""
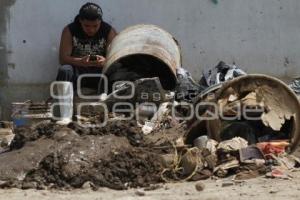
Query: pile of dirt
25 149 164 190
22 135 133 190
9 121 58 150
0 120 183 190
68 120 143 146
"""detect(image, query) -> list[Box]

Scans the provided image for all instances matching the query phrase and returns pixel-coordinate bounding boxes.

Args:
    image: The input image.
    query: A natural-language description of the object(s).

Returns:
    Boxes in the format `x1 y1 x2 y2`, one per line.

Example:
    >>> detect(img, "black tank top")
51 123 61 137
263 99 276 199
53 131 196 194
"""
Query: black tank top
68 16 112 57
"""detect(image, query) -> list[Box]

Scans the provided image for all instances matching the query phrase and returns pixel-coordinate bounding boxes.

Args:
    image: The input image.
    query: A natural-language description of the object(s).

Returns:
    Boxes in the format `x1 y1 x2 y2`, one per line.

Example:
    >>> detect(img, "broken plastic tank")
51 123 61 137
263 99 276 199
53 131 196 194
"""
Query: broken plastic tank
187 74 300 153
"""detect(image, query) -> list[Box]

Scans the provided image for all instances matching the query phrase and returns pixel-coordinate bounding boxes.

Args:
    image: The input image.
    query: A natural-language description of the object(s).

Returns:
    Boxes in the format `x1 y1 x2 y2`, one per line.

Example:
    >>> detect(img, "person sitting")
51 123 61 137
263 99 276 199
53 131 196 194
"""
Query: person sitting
56 2 117 92
54 2 117 124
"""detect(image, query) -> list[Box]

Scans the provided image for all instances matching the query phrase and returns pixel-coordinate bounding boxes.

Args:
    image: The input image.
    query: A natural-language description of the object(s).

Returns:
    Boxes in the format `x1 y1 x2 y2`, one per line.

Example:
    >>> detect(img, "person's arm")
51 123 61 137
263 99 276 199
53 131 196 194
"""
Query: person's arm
106 27 117 48
59 26 90 67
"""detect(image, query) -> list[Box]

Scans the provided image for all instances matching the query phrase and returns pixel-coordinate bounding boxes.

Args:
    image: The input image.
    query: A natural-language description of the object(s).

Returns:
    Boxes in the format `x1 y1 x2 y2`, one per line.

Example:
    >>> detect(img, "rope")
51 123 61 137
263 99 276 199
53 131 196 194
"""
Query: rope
161 145 201 183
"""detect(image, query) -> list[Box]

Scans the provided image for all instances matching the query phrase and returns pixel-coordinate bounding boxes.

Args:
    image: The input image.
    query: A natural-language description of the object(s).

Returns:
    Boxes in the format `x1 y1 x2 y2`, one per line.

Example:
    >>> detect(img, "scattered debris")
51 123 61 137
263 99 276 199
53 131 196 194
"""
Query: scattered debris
217 137 248 151
199 61 246 89
235 163 267 180
214 159 240 178
104 77 169 110
269 188 279 194
135 189 146 196
81 181 95 190
141 102 173 135
265 168 292 180
289 78 300 95
221 181 234 187
0 121 14 153
239 146 265 163
144 184 163 191
257 141 289 157
1 72 300 192
142 121 156 135
206 139 219 154
193 135 209 149
195 181 205 191
11 101 52 127
180 148 203 176
2 19 300 194
175 68 204 102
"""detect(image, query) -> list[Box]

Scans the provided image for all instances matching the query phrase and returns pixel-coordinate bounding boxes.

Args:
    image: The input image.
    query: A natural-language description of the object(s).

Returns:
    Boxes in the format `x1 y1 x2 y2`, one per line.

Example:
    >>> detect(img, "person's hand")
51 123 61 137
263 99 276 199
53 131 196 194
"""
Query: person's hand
88 55 106 68
79 55 91 67
95 55 106 67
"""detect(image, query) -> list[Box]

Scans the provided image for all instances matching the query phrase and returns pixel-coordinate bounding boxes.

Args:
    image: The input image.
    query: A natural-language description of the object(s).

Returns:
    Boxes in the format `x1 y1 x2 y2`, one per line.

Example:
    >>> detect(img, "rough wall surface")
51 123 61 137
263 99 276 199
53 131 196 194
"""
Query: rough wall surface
1 0 300 119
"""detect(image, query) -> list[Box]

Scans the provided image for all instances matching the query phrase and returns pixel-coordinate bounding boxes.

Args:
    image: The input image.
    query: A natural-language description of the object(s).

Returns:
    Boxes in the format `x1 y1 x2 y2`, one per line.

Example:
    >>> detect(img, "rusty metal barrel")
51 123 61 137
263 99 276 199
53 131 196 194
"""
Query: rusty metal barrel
102 24 181 90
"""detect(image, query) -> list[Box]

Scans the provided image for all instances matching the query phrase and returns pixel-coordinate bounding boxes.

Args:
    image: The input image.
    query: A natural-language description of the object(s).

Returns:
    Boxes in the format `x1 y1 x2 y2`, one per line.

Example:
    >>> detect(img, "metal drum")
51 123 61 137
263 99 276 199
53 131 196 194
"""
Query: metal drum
103 24 181 90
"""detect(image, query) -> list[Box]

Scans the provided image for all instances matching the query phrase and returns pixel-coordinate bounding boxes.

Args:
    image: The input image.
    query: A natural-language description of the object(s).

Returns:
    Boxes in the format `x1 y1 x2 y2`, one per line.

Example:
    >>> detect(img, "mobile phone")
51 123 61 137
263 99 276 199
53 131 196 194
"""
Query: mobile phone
89 55 97 61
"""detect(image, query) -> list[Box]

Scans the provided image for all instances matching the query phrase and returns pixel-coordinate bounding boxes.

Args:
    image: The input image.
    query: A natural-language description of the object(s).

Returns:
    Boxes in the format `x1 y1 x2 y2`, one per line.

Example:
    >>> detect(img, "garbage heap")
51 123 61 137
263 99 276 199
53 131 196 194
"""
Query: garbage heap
1 24 300 191
1 72 299 190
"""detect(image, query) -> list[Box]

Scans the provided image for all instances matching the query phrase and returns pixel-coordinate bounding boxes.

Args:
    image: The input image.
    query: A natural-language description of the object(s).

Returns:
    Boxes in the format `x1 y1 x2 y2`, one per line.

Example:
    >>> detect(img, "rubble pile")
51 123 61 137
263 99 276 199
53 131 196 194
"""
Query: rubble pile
0 118 188 190
1 103 299 190
1 64 300 191
1 22 299 193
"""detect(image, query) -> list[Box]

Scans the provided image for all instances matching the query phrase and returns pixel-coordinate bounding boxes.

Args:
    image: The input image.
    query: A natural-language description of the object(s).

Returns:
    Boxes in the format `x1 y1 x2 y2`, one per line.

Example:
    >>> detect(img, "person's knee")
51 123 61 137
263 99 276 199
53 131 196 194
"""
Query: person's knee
56 65 74 81
58 65 73 74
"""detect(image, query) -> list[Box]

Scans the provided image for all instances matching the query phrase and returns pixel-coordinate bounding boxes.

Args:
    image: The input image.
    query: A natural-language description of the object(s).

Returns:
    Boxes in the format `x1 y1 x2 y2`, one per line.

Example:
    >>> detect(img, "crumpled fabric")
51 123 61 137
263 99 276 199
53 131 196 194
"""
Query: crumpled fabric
256 141 288 156
289 78 300 94
199 61 247 88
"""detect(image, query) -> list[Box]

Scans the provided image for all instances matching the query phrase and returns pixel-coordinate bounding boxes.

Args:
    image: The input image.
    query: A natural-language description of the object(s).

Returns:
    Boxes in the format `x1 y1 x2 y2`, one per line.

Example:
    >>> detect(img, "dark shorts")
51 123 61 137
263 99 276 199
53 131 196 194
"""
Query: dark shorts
56 65 102 91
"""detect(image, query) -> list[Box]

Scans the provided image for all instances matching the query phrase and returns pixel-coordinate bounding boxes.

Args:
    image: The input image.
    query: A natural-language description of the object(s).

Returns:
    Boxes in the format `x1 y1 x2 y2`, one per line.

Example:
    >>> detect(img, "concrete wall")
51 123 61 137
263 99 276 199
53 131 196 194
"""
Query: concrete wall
1 0 300 119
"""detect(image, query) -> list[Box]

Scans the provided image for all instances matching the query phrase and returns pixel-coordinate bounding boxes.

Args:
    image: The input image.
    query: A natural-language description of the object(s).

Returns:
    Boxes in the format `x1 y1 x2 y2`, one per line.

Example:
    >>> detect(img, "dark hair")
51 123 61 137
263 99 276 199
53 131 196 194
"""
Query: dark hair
79 2 103 21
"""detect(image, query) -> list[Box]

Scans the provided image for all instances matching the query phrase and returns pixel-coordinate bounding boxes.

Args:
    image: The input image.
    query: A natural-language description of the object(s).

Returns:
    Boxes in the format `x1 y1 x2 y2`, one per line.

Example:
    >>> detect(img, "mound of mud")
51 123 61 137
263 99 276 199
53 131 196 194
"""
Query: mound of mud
68 120 143 146
25 149 163 190
0 120 184 190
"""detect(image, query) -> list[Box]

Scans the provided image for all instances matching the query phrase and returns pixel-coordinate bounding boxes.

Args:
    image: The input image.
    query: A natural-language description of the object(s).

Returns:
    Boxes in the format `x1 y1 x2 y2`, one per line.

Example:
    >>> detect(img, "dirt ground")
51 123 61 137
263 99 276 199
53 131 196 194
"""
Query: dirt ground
1 171 300 200
1 148 300 200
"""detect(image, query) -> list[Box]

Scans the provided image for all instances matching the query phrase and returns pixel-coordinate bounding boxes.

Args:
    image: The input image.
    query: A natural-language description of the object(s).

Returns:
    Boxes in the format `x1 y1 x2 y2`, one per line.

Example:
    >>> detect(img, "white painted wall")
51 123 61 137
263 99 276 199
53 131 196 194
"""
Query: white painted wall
1 0 300 119
5 0 300 84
